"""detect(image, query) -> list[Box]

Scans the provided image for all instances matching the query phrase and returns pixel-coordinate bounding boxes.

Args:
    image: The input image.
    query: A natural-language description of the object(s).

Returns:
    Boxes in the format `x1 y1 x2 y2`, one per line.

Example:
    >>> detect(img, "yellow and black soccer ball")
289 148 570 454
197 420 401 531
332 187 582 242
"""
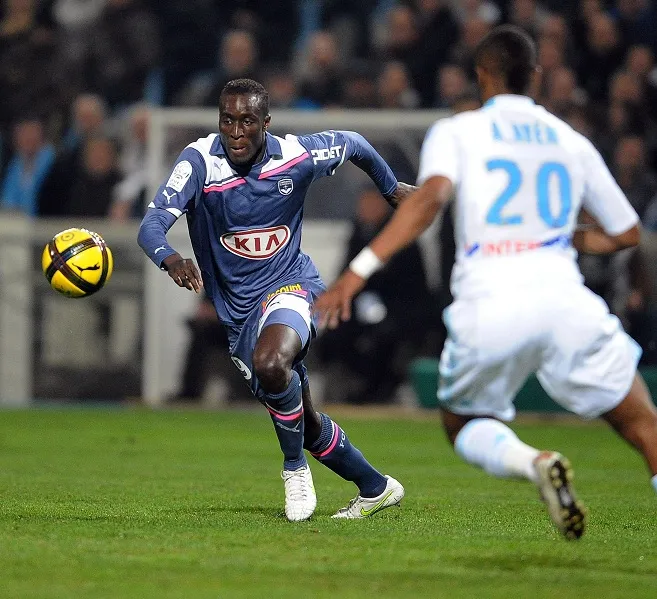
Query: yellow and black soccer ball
42 228 113 298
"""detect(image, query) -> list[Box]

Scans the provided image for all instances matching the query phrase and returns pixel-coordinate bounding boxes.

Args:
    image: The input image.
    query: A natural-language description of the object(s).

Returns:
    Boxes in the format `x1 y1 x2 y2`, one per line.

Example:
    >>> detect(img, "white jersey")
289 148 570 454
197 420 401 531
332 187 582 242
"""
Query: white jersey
417 94 639 299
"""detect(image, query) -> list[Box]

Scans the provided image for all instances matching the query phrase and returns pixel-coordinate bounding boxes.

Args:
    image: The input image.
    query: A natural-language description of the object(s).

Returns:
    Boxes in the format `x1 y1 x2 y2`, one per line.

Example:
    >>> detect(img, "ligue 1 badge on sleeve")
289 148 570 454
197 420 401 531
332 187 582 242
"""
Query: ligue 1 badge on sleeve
278 177 293 195
166 160 192 191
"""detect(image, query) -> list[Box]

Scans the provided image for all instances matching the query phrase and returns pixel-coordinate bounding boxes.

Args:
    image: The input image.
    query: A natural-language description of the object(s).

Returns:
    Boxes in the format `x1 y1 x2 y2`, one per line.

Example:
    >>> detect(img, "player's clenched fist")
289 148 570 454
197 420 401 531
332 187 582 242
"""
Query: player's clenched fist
162 253 203 293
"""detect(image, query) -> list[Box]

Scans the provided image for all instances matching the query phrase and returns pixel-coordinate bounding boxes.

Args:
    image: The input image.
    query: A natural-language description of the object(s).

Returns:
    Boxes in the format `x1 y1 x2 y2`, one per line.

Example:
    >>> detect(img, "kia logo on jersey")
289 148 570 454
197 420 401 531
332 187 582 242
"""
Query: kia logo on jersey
220 225 291 260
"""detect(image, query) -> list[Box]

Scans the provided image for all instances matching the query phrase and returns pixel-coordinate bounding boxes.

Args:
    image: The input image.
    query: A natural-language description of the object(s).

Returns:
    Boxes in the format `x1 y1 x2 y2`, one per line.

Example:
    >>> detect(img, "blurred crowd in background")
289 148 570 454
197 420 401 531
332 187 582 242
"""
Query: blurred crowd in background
2 0 657 403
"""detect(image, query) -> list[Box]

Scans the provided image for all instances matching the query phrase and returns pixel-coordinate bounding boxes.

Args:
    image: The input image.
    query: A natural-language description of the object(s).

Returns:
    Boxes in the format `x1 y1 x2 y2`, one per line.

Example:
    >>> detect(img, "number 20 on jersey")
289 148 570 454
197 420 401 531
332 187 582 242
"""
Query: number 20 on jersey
486 159 572 228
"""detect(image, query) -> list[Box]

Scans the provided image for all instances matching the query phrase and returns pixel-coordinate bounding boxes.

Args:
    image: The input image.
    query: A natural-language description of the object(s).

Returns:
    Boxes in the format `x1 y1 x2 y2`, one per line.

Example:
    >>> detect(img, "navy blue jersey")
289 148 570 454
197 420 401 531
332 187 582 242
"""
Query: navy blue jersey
138 130 398 324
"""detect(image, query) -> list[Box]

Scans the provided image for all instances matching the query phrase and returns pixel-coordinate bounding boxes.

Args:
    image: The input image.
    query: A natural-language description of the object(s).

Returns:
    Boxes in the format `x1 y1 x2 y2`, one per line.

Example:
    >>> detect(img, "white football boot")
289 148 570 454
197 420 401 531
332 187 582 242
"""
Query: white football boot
281 464 317 522
332 475 404 519
534 452 586 540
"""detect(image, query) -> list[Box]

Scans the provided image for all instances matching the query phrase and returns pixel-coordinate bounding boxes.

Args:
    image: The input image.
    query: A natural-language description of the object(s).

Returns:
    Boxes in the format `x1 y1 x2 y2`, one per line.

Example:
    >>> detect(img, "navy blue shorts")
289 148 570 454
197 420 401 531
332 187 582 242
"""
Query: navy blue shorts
225 278 325 399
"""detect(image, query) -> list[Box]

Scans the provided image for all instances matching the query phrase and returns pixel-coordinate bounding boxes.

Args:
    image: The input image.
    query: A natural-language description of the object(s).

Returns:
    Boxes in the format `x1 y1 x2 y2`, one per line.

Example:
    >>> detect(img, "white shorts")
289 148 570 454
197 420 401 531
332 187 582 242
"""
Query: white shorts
438 285 642 421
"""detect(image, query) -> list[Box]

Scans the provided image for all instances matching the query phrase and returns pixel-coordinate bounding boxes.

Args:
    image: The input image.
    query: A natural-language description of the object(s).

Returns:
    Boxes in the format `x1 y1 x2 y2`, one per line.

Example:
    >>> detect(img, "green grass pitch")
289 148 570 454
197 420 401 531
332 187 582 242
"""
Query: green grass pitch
0 408 655 599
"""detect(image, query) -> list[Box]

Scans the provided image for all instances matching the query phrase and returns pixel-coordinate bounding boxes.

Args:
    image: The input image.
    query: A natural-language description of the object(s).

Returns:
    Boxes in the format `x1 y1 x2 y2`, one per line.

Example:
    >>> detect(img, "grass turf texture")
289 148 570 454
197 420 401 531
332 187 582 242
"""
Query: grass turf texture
0 409 655 599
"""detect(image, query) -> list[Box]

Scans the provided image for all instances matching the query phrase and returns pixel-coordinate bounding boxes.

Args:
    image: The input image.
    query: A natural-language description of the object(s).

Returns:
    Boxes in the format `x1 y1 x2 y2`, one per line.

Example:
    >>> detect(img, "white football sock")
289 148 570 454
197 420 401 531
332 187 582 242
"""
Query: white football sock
454 418 540 483
651 474 657 495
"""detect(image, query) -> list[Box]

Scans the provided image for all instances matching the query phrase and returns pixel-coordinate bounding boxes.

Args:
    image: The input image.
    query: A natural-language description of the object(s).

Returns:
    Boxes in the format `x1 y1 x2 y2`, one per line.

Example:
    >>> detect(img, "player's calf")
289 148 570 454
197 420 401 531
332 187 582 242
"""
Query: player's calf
601 373 657 490
452 417 540 481
306 413 389 498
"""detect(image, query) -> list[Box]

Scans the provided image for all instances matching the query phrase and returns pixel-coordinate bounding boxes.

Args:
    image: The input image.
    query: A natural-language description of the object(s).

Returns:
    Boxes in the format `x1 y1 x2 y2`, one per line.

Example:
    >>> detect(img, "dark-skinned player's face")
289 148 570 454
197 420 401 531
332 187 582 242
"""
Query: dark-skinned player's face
218 93 270 165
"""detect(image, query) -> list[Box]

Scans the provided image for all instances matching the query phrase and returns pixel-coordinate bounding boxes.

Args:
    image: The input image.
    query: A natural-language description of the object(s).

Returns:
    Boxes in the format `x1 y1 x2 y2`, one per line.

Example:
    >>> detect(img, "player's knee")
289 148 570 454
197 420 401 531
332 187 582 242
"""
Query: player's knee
252 348 290 394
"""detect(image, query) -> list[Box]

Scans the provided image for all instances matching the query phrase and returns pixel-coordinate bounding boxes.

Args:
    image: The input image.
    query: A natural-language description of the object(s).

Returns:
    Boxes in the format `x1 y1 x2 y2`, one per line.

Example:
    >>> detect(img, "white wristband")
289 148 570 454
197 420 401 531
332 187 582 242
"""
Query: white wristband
349 247 383 280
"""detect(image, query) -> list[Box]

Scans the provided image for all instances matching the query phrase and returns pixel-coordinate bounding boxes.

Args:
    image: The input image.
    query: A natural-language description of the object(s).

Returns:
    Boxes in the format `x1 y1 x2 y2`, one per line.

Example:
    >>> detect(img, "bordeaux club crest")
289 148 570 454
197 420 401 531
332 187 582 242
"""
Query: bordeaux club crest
278 177 294 195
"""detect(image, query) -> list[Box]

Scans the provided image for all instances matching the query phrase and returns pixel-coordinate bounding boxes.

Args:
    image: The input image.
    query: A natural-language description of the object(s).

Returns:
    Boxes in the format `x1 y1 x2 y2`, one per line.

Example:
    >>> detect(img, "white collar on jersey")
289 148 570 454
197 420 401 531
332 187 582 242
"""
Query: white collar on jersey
484 94 535 108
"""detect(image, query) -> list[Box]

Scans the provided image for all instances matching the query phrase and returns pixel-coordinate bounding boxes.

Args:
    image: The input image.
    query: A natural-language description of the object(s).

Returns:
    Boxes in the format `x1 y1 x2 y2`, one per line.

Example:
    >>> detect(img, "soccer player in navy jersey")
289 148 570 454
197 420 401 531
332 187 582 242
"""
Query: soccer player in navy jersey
138 78 412 521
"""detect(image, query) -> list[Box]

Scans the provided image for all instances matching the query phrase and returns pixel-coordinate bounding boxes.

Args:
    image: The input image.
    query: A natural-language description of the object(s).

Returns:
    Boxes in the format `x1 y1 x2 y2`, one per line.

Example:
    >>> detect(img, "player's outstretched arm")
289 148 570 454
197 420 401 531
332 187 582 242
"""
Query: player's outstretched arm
367 176 450 263
314 176 451 329
341 131 411 206
138 146 206 292
306 130 412 205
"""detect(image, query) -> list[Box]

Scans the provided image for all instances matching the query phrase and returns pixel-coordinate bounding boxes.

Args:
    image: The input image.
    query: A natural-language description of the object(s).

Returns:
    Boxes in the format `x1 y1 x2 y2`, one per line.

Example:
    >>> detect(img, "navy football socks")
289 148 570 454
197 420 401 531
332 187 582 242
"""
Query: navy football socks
307 413 387 497
264 370 307 471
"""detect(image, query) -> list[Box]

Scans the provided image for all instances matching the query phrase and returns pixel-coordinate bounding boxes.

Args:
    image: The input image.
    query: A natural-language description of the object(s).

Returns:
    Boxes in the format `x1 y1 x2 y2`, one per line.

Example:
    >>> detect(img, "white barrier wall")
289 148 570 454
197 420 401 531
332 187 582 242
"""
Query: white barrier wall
0 217 144 405
1 216 656 405
0 214 352 406
0 216 33 405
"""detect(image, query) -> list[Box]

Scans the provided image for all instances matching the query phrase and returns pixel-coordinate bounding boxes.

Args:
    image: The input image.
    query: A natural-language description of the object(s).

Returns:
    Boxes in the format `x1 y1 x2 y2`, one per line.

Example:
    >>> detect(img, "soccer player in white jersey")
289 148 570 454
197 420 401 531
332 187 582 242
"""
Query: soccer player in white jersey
315 25 657 540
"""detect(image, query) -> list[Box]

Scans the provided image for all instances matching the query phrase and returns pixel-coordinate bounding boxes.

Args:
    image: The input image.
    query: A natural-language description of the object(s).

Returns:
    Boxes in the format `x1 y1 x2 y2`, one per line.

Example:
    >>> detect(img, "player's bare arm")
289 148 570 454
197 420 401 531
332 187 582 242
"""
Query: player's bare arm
573 214 641 255
368 176 450 262
162 253 203 293
314 176 451 329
